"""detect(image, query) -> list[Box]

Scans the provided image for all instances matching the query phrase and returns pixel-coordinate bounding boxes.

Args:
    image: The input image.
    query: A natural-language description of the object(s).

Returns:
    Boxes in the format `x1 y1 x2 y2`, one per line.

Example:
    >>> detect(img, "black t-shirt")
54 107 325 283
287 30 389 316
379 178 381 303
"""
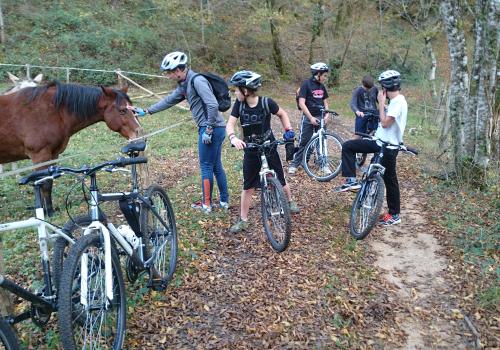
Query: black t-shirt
231 97 279 142
298 78 329 117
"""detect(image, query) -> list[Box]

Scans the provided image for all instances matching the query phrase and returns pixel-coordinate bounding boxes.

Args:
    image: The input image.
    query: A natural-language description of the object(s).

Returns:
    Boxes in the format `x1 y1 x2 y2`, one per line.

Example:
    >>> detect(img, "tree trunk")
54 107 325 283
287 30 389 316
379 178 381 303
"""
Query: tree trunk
308 0 325 64
473 0 499 170
440 0 470 170
0 0 5 44
425 36 437 97
267 0 285 75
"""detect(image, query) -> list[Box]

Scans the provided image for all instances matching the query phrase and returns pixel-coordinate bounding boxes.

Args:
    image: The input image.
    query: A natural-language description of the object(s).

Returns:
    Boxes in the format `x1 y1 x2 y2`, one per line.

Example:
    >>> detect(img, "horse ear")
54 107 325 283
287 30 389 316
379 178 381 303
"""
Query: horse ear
120 86 128 94
8 72 19 83
33 74 43 83
100 86 116 97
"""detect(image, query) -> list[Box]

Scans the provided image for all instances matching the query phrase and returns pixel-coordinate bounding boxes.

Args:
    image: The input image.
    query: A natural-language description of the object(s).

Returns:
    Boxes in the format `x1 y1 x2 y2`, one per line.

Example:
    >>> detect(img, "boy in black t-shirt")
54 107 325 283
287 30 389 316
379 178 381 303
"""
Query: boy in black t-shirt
289 62 331 175
226 70 299 233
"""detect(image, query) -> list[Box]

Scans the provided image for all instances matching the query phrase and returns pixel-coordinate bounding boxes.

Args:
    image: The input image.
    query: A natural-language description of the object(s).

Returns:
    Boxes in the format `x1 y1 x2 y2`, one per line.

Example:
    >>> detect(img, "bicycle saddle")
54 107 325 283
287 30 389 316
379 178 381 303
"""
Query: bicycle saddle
121 140 146 155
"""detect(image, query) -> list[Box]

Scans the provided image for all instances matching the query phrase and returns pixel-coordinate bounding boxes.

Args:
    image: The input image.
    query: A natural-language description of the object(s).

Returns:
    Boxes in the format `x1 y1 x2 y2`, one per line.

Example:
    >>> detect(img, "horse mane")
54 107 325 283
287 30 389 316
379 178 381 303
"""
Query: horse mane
20 81 131 120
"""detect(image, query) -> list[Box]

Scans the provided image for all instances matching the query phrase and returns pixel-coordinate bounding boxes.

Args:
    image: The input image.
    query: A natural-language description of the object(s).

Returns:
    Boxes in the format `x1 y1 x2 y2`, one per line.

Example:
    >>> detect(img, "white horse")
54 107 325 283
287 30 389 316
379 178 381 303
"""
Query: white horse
3 72 43 95
0 72 43 173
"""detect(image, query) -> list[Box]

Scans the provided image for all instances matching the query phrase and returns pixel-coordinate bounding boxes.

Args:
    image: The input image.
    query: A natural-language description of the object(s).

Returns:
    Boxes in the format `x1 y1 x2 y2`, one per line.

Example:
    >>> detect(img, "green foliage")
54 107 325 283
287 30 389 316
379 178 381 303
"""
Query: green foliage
0 0 429 84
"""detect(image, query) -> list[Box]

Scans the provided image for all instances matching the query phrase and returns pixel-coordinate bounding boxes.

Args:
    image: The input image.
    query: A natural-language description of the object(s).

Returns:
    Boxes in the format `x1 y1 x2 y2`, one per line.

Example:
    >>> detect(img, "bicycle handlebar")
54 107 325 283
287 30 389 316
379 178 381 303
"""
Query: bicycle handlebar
244 139 291 150
19 156 148 185
354 132 418 155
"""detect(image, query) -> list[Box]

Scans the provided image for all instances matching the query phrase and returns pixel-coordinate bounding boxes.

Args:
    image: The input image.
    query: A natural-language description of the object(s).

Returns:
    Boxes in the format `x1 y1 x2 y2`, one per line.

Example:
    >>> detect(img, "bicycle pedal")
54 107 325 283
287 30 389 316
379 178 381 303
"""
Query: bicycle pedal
147 279 167 292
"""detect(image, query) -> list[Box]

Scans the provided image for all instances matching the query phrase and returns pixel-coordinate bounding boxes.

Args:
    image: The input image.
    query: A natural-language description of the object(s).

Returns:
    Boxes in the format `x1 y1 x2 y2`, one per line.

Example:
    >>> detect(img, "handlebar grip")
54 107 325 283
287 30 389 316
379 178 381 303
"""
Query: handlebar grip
113 156 148 167
405 147 419 155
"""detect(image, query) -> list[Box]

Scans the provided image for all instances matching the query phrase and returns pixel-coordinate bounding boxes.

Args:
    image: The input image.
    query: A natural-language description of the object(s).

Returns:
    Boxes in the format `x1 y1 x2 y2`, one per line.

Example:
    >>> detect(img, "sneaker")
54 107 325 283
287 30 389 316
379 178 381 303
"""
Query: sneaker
229 219 249 233
218 201 229 211
321 166 332 175
379 213 401 226
288 166 298 175
191 201 211 214
335 180 361 192
289 201 300 214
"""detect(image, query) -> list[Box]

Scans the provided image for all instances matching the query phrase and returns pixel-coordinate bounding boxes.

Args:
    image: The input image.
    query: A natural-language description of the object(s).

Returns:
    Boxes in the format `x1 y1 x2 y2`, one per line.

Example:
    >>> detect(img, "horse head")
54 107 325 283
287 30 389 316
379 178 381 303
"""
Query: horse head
99 86 142 140
4 72 43 95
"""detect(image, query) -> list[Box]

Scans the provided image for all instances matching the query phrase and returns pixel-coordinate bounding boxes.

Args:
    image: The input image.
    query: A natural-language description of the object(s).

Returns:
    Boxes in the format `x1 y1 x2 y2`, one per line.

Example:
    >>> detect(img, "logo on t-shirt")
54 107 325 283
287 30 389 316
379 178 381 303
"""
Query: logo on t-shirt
312 89 324 99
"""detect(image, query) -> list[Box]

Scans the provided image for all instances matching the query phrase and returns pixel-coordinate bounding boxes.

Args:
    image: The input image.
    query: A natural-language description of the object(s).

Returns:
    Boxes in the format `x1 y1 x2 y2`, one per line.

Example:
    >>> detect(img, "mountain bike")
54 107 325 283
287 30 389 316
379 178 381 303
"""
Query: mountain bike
355 111 379 170
245 140 292 253
350 133 417 240
303 108 344 181
52 141 178 293
0 167 76 349
0 319 19 350
37 146 176 349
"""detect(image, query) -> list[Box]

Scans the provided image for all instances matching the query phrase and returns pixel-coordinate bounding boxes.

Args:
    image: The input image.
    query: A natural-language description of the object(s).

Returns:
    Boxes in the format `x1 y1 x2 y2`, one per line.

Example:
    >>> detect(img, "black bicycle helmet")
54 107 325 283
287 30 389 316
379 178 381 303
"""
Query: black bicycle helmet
378 70 401 91
229 70 262 90
310 62 329 76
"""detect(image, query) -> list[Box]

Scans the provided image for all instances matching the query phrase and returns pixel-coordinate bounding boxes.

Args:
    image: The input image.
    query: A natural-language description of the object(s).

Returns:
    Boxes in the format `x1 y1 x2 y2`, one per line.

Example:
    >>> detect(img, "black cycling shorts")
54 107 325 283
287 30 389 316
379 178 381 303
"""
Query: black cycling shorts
243 148 286 190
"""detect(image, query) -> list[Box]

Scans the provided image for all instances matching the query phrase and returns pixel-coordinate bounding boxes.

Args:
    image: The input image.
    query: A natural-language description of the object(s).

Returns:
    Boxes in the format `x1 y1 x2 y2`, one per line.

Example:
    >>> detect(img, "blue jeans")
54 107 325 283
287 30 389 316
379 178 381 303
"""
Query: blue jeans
198 126 229 206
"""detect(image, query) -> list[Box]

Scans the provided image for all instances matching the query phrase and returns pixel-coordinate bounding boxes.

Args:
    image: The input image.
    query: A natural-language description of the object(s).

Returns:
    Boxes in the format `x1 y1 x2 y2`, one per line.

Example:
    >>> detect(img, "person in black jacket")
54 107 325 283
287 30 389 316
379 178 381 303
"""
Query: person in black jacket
350 74 379 138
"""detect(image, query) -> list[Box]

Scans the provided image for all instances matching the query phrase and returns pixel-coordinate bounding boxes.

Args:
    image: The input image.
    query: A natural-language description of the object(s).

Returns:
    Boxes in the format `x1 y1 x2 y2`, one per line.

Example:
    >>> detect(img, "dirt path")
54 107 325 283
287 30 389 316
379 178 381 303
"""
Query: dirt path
125 113 473 349
368 183 469 349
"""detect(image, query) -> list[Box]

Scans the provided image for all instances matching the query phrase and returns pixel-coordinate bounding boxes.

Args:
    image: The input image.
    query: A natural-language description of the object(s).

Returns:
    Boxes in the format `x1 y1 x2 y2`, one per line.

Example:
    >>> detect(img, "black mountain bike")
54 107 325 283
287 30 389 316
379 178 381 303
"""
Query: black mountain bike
355 111 379 170
350 133 417 240
245 140 292 252
303 108 344 181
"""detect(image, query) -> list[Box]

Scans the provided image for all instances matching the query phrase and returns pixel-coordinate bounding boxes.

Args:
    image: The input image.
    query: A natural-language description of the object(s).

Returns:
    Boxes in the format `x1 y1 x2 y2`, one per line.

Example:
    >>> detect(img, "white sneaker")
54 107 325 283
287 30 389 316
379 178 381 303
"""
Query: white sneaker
288 166 298 175
219 201 229 210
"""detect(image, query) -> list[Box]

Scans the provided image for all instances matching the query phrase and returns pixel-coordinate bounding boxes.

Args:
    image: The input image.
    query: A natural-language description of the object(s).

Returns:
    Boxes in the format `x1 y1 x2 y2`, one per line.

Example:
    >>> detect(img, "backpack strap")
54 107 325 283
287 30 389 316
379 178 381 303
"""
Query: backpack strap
239 99 245 118
190 73 208 120
261 96 270 117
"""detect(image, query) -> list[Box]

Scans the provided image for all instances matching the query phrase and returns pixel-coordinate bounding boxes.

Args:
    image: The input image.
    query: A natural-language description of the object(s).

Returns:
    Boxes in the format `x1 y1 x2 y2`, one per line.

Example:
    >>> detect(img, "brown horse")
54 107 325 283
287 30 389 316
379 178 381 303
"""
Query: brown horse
0 80 142 215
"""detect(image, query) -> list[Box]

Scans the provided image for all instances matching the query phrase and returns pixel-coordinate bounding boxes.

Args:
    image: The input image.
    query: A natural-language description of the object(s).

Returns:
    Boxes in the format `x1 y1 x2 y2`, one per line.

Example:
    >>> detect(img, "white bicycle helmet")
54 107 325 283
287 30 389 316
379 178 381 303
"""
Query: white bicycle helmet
160 51 188 71
310 62 329 76
378 70 401 91
229 70 262 90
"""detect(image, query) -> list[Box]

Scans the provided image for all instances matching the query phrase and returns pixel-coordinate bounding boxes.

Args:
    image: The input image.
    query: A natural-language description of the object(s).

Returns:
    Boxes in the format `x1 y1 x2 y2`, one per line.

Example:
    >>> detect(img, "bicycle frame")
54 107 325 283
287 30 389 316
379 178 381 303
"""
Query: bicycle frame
79 164 171 304
0 181 74 324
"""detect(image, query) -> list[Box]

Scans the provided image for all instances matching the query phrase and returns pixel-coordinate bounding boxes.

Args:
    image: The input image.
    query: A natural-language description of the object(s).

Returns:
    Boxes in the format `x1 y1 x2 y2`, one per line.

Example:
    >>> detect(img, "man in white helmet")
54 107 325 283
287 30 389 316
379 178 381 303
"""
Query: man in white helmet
134 51 229 213
289 62 332 175
335 70 407 226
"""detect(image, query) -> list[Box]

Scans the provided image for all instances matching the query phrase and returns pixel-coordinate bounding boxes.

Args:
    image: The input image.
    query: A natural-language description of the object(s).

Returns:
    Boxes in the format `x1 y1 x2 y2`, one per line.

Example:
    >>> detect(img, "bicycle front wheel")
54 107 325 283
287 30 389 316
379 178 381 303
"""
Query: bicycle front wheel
0 320 19 350
349 173 385 240
58 232 126 350
140 184 178 289
303 132 343 181
261 177 292 252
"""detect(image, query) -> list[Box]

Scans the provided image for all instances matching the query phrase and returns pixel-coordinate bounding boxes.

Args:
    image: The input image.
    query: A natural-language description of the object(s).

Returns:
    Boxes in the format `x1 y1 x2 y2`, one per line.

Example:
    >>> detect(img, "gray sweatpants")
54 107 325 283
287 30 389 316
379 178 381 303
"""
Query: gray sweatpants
291 115 319 168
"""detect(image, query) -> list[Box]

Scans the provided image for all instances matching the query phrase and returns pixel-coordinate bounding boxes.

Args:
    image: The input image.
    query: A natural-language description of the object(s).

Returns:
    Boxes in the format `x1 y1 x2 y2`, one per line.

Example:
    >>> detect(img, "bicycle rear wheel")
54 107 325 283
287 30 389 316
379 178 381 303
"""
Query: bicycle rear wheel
349 173 385 240
58 232 126 350
0 320 19 350
140 184 178 290
52 215 92 292
261 177 292 252
303 132 343 181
